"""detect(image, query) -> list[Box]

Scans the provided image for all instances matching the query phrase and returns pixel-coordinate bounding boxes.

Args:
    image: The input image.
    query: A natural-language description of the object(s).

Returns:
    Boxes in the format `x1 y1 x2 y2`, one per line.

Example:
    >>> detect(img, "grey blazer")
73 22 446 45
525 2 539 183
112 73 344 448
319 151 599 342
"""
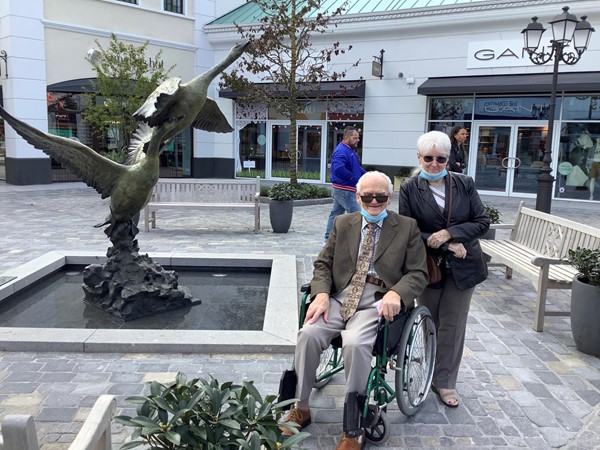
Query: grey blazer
311 211 428 305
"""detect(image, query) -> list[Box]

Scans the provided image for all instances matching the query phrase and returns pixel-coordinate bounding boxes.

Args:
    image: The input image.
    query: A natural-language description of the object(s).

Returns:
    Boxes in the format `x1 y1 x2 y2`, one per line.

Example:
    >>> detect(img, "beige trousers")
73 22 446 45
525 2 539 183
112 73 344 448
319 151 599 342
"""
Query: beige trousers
294 283 380 404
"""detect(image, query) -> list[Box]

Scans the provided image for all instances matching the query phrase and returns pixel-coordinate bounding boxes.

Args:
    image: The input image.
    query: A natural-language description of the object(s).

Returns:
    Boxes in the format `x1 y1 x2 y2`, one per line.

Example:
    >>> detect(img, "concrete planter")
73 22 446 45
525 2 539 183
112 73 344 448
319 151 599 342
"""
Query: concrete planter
269 200 293 233
571 276 600 357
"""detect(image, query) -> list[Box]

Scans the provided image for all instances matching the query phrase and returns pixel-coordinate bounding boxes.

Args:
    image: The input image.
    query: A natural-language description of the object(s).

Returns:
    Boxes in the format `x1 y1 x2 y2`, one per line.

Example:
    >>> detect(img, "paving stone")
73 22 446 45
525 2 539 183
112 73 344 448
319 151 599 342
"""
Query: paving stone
1 185 600 449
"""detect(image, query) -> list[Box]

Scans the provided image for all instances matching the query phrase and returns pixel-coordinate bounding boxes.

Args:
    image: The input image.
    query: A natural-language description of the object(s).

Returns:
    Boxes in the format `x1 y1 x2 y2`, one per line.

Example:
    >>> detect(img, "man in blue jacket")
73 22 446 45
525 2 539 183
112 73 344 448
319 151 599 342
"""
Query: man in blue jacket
324 127 366 244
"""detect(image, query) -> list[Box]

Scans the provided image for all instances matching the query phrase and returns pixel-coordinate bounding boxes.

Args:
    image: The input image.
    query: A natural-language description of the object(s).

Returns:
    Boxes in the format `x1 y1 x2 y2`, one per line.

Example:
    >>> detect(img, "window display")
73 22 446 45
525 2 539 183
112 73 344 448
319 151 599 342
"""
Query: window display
556 123 600 201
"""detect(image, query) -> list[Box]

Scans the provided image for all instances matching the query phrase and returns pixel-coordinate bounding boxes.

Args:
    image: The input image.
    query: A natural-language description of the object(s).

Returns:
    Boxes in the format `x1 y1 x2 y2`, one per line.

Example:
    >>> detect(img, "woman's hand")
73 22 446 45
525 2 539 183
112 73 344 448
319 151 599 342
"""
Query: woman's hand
304 293 330 324
448 242 467 259
427 229 452 249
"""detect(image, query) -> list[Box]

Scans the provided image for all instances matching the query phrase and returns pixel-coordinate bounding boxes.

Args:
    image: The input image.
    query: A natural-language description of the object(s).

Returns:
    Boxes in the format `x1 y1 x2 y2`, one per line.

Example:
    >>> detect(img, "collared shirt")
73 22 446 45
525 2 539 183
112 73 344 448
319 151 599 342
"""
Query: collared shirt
359 218 383 278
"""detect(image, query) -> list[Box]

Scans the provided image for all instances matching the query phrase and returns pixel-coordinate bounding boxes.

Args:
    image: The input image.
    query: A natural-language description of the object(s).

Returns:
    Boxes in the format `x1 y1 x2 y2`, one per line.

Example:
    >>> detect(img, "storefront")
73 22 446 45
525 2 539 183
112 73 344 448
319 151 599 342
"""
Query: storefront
421 72 600 201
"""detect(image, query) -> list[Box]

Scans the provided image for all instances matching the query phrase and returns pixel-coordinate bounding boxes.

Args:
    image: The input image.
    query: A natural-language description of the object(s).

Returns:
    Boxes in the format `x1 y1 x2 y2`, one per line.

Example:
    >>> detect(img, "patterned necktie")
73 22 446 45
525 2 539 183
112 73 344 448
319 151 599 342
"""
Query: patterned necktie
340 223 377 321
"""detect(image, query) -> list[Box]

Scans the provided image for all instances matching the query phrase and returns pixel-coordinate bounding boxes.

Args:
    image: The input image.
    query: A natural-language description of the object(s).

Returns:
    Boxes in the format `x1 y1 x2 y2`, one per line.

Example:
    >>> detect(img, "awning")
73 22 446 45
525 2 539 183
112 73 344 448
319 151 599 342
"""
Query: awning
219 80 365 99
418 72 600 96
47 78 97 93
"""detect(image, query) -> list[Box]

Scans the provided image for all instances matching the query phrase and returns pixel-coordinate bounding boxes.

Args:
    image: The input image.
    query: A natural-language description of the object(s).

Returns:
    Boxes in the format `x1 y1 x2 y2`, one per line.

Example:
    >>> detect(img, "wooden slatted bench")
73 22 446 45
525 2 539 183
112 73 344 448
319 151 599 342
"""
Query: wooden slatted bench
480 201 600 332
0 395 116 450
143 177 261 232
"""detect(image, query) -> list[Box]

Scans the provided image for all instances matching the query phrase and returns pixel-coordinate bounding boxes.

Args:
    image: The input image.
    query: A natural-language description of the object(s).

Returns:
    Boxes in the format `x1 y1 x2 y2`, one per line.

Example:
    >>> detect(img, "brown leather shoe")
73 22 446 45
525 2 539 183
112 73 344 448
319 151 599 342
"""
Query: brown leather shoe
279 406 311 436
336 430 366 450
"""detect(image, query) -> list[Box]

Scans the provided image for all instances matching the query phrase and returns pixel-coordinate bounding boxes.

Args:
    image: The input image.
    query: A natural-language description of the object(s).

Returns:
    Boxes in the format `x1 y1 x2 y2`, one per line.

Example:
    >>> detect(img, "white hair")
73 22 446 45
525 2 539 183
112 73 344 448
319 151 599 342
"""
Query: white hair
356 171 393 194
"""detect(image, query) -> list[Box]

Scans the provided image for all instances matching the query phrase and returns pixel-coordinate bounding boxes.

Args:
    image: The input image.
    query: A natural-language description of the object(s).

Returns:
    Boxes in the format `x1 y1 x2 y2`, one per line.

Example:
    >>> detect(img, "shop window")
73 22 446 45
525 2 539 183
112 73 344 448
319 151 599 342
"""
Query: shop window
429 97 473 121
556 122 600 201
562 96 600 120
164 0 183 14
473 97 562 121
237 121 266 178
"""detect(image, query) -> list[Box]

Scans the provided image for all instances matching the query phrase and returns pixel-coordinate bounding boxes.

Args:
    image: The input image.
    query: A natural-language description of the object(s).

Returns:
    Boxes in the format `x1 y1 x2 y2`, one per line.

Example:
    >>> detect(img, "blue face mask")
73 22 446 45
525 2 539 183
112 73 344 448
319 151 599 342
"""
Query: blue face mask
360 208 388 223
419 168 448 182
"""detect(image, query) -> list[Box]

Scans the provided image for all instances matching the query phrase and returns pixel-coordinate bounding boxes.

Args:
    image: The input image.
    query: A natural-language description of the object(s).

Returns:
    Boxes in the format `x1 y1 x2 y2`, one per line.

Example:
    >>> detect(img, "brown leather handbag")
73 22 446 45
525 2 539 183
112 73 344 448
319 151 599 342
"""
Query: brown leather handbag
427 254 443 284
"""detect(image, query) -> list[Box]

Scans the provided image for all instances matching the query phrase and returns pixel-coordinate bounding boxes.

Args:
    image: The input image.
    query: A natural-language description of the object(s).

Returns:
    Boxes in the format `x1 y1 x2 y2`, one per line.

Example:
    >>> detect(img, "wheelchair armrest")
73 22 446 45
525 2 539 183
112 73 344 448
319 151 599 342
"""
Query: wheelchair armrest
300 283 311 293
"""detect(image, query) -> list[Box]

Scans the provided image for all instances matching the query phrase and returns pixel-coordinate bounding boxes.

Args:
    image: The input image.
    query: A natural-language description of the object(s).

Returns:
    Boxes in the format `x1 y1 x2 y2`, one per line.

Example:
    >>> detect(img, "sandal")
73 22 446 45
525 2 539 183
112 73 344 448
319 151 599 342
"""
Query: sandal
432 386 459 408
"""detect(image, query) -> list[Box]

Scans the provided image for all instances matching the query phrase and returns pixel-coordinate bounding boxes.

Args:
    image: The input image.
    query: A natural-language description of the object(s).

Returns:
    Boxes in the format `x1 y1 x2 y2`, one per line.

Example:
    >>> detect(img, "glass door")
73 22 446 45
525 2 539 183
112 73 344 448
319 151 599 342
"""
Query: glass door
297 124 323 181
268 121 325 181
473 123 547 196
511 125 548 195
473 124 512 194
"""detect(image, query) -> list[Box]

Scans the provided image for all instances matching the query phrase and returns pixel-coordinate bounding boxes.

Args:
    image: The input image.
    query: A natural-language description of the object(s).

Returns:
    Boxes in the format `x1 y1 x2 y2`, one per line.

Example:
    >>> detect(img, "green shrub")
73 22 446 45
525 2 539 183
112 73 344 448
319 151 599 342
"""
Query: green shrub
483 205 501 224
104 149 127 164
269 182 331 201
236 170 265 179
568 247 600 287
114 372 309 450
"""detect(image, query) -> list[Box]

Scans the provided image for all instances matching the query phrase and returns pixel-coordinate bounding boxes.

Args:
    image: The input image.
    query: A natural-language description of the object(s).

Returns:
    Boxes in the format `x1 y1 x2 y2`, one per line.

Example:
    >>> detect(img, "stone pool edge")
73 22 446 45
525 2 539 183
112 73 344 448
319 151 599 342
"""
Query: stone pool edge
0 251 298 354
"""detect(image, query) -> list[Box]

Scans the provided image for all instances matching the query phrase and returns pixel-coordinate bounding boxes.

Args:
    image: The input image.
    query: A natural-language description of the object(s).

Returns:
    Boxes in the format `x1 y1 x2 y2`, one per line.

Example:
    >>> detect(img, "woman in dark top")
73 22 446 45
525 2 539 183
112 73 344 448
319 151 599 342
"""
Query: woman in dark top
399 130 489 408
448 125 468 173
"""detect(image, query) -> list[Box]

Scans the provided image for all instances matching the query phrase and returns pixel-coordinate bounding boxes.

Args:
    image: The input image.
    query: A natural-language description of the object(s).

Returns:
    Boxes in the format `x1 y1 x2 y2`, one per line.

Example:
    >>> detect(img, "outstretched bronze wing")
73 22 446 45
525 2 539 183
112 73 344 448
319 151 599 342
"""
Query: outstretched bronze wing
133 77 181 127
192 98 234 133
0 105 125 199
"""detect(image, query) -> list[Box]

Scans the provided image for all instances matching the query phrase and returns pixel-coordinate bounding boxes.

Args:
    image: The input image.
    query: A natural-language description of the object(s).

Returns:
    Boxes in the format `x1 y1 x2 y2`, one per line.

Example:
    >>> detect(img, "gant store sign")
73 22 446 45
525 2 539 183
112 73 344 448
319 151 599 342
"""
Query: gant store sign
467 40 533 68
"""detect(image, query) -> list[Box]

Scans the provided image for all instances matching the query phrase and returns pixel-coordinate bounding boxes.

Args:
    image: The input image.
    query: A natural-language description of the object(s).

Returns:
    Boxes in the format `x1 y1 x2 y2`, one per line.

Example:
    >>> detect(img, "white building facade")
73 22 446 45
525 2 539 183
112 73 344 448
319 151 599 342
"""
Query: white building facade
1 0 600 203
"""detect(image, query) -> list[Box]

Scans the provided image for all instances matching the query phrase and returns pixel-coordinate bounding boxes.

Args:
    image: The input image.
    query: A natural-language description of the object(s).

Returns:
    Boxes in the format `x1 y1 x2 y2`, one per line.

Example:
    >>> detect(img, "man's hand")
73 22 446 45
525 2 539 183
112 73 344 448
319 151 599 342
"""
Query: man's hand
305 293 331 324
379 291 402 321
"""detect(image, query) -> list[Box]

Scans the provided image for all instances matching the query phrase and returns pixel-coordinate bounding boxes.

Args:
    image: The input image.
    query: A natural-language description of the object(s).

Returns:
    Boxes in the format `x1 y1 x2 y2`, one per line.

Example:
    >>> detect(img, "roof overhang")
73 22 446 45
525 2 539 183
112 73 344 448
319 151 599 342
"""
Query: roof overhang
418 72 600 96
47 78 97 93
219 80 365 100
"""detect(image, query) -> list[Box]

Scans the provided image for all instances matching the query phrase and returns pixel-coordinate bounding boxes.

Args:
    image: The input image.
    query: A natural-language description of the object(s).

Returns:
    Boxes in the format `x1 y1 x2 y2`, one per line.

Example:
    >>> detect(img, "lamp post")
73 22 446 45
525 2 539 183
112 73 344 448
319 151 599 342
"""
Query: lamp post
522 6 594 213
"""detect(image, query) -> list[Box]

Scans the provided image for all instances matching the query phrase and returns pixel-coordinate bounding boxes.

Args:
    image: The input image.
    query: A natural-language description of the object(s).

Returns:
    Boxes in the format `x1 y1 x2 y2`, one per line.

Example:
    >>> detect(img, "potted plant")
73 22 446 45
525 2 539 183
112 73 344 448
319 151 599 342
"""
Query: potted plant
269 182 296 233
568 247 600 357
267 182 331 233
115 372 309 449
482 204 501 240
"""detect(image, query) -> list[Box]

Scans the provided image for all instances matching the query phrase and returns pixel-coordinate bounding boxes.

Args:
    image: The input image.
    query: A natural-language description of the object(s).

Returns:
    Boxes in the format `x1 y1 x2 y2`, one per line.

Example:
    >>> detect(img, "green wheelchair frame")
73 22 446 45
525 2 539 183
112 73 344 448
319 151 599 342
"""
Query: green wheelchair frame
297 283 437 445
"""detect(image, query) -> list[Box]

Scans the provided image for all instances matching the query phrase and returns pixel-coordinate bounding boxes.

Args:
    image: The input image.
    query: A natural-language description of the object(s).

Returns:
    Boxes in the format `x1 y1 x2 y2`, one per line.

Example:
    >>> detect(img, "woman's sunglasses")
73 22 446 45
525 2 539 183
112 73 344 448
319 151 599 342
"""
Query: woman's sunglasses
421 155 448 164
360 194 389 203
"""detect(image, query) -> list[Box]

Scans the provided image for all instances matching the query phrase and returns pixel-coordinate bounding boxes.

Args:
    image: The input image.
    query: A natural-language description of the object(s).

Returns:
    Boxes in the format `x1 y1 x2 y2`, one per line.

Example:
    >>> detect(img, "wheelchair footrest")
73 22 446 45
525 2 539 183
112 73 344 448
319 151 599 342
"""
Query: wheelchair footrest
344 392 366 435
278 369 297 410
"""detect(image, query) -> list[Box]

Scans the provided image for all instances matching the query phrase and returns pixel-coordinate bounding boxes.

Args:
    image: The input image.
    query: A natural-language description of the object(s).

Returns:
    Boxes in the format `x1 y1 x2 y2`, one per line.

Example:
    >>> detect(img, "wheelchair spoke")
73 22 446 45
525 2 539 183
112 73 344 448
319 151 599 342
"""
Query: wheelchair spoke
395 306 436 416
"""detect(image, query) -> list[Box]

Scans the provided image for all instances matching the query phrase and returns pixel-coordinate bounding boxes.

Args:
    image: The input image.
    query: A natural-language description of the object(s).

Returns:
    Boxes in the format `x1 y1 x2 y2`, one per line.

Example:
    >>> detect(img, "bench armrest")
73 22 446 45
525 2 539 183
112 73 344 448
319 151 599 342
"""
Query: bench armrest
490 223 515 230
531 256 571 267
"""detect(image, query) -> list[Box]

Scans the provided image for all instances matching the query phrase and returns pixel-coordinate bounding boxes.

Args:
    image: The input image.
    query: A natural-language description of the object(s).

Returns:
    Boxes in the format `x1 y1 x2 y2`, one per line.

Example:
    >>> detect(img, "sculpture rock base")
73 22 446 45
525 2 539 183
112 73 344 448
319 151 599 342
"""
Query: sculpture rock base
82 221 194 321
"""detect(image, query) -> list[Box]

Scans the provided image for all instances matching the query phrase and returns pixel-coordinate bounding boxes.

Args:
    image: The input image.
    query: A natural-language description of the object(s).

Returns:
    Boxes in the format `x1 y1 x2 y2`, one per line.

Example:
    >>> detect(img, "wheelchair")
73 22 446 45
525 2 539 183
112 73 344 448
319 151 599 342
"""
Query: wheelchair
281 283 436 446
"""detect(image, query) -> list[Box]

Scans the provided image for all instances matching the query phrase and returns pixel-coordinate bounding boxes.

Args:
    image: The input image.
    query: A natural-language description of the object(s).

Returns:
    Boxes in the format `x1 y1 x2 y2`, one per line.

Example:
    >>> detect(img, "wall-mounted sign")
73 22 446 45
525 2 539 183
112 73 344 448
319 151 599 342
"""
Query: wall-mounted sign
467 40 531 69
372 60 382 78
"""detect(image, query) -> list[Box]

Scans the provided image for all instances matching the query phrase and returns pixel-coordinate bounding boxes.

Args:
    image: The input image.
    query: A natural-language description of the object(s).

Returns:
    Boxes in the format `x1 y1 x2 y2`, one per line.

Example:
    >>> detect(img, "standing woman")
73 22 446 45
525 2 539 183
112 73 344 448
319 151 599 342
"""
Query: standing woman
448 126 468 173
398 131 490 408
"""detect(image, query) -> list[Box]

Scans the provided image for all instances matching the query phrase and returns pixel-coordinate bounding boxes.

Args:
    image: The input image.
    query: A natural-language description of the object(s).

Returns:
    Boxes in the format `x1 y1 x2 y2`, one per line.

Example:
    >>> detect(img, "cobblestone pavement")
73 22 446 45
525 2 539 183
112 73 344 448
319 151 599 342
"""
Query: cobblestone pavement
0 181 600 449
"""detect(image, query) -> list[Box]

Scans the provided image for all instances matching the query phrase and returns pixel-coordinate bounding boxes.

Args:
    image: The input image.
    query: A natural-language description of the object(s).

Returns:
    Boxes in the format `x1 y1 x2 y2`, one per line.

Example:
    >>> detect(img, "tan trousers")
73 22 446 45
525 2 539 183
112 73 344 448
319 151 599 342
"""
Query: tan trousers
294 283 380 404
419 276 474 389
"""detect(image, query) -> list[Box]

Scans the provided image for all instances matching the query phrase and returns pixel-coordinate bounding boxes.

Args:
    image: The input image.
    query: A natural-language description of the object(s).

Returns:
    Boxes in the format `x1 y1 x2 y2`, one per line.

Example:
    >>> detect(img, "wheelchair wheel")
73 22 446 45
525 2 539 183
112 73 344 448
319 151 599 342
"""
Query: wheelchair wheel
363 406 390 445
314 346 343 389
395 305 436 416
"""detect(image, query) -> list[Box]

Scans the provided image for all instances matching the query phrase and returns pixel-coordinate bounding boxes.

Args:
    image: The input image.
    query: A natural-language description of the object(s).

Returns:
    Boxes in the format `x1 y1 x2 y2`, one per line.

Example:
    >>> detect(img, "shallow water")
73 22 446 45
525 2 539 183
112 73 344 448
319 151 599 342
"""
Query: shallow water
0 266 269 330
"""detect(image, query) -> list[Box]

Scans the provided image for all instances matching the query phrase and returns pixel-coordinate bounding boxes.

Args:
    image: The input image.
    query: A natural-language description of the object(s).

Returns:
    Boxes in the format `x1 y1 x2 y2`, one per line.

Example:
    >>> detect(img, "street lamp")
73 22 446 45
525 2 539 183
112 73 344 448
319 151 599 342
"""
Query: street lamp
522 6 595 213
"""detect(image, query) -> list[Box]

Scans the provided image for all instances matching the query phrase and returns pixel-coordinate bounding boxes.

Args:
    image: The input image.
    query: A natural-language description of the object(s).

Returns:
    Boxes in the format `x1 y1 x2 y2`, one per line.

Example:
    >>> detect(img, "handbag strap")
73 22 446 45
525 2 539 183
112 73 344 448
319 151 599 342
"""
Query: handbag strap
446 173 453 229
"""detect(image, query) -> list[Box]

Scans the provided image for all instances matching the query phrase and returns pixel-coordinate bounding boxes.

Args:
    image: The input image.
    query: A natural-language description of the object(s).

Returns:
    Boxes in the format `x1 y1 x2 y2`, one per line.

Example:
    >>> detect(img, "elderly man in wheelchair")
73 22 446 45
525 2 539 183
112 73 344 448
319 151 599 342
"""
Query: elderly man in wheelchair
279 171 431 449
